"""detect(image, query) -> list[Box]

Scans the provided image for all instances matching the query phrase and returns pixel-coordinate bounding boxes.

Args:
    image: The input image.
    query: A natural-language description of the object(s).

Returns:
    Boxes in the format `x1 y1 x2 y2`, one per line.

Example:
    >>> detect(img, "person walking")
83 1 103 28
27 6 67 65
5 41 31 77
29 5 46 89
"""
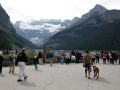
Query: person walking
75 51 81 63
91 51 96 65
9 52 15 73
96 51 100 63
102 51 107 64
111 51 117 65
59 50 65 64
0 51 3 74
118 51 120 65
48 51 53 66
71 50 76 63
65 51 71 64
83 50 92 79
37 51 43 65
16 48 28 82
33 53 39 70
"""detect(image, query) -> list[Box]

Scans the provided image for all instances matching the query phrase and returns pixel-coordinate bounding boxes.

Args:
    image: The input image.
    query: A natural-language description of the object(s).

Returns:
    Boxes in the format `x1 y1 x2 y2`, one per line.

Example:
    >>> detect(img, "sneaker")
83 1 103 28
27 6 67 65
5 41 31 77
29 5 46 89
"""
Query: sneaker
12 72 14 73
88 77 91 79
17 79 22 82
12 71 14 73
97 77 99 80
24 76 28 80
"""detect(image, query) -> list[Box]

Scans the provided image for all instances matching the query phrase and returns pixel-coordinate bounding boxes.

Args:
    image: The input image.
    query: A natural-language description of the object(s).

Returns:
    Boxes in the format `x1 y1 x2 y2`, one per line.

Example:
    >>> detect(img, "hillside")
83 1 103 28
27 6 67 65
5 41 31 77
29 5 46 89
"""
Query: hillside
0 4 36 49
45 5 120 50
14 17 81 46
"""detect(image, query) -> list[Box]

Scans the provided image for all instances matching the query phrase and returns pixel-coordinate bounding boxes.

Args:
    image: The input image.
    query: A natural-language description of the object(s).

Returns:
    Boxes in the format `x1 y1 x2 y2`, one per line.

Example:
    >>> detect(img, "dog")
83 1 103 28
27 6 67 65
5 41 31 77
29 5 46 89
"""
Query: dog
93 65 99 79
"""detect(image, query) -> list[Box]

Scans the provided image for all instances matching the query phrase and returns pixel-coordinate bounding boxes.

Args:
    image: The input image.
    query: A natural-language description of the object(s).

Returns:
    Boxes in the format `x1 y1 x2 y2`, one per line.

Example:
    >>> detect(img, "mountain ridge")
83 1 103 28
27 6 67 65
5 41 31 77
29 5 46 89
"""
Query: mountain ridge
44 5 120 50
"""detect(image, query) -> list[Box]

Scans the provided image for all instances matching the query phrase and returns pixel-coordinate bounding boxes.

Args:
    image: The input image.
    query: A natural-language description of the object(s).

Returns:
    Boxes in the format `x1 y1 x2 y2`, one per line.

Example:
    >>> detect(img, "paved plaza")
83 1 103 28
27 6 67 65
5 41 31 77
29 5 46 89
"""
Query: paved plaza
0 63 120 90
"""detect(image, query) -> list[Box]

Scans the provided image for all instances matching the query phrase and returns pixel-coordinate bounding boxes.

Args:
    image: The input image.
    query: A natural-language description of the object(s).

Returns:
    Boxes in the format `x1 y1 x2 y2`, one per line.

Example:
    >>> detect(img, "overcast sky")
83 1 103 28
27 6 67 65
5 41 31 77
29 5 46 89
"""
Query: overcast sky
1 0 120 23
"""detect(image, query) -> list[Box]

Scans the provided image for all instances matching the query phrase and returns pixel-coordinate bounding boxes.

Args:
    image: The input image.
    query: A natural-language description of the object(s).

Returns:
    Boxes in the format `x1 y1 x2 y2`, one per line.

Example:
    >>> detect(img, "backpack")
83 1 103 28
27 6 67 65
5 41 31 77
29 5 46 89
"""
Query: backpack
9 55 14 62
17 53 22 61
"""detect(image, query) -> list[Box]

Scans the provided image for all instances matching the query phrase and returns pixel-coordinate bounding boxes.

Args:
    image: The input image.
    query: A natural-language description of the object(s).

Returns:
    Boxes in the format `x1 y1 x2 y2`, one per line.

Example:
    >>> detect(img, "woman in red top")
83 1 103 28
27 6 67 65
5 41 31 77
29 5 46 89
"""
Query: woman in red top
102 52 107 64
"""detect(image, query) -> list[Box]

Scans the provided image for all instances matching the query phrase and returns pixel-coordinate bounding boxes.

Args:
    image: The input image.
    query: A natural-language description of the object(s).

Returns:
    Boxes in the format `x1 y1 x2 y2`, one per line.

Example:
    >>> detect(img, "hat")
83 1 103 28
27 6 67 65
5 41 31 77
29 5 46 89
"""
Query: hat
22 48 26 51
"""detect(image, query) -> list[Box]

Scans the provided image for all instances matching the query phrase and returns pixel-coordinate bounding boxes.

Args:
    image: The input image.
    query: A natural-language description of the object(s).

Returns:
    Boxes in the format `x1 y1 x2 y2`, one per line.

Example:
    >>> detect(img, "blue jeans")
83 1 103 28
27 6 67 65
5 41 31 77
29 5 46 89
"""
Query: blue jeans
60 56 64 63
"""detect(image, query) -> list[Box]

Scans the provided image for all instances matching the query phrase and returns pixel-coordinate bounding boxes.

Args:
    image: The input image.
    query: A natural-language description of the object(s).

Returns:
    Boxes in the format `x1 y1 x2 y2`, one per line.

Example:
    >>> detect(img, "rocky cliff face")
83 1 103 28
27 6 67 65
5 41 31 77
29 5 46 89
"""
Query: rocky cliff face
79 4 107 24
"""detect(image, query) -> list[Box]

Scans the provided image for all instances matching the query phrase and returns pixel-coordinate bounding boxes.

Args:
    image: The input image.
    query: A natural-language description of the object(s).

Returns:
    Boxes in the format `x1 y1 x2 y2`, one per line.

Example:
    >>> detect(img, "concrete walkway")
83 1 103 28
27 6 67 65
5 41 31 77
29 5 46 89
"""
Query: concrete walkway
0 63 120 90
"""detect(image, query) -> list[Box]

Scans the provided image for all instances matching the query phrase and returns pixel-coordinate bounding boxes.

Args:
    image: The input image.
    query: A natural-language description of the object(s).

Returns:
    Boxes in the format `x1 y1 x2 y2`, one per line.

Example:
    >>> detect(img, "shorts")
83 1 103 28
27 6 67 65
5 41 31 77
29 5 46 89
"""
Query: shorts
85 63 91 71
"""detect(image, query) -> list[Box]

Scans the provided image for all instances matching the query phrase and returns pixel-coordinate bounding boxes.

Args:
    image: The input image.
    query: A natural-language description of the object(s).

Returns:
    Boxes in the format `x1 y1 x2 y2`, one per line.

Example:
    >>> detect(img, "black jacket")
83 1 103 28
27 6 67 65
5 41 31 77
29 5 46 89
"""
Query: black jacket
0 55 3 64
16 51 28 64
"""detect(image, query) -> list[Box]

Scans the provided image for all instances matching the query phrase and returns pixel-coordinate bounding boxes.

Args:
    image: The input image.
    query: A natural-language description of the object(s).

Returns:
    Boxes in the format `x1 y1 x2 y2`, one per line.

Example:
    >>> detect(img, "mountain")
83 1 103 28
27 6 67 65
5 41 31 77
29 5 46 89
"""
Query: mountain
61 17 80 26
14 17 81 46
0 4 36 49
81 4 107 22
45 5 120 50
14 20 64 46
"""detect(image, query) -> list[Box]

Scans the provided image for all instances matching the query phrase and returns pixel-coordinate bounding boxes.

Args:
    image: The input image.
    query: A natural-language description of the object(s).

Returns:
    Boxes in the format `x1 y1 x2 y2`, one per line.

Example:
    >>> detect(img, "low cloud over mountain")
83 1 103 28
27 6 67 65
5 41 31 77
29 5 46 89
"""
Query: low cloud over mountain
14 18 79 46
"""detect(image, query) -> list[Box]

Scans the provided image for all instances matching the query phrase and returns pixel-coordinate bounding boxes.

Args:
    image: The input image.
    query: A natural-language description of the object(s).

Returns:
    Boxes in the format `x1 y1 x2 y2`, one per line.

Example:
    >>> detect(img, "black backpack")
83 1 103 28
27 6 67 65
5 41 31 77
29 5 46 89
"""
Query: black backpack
9 55 14 62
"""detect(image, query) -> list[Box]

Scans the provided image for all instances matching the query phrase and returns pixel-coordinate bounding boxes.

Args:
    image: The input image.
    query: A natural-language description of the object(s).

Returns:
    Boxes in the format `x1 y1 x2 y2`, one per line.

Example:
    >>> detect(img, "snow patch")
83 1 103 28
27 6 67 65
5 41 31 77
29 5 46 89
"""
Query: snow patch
19 21 62 32
30 37 44 46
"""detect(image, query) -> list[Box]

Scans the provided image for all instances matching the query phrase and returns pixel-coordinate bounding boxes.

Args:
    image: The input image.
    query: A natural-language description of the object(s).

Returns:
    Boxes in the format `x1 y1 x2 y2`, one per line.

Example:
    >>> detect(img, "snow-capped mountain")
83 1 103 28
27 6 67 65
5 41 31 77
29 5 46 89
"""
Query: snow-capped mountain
14 19 66 46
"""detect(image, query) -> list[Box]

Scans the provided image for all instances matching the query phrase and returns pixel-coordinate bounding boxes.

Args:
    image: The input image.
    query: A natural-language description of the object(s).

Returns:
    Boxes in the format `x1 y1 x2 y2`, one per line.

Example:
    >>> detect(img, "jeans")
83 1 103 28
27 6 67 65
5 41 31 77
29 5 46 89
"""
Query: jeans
60 56 64 64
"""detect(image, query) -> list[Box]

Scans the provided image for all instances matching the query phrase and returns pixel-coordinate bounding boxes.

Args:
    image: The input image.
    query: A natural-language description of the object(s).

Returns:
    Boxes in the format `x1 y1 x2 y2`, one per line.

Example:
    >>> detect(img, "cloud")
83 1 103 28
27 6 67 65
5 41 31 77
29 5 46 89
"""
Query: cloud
1 0 120 22
30 37 44 46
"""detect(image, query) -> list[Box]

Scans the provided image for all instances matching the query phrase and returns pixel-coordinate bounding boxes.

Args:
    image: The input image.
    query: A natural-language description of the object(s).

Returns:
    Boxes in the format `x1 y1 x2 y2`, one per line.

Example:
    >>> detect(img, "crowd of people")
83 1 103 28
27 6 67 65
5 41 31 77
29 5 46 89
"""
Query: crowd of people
0 49 120 81
45 50 120 65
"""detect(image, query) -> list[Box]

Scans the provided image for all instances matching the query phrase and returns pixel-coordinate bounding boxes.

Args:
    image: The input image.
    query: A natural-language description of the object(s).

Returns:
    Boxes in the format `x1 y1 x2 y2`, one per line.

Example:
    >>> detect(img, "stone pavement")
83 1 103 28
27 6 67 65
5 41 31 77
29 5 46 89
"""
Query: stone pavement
0 63 120 90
